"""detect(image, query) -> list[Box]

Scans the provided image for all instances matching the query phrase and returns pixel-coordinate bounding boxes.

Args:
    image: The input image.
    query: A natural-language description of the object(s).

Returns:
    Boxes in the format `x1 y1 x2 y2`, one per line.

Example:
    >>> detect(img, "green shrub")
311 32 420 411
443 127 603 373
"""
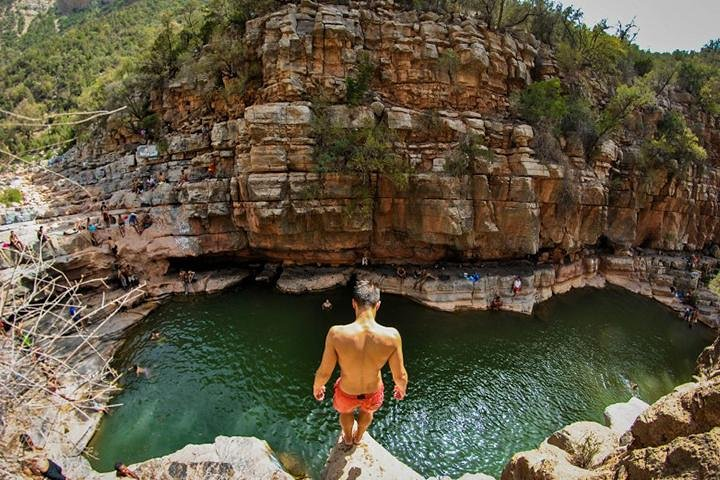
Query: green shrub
640 110 707 177
595 82 655 143
556 22 628 77
676 57 720 115
512 79 568 128
678 59 714 97
561 96 598 151
445 133 492 177
345 52 376 106
700 76 720 116
312 104 408 190
203 0 288 32
0 188 23 206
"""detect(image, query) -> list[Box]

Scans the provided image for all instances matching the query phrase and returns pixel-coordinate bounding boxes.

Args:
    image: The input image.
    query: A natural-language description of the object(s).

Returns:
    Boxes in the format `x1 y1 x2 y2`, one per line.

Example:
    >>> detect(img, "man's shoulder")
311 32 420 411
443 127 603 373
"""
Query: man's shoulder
374 324 400 341
328 324 353 336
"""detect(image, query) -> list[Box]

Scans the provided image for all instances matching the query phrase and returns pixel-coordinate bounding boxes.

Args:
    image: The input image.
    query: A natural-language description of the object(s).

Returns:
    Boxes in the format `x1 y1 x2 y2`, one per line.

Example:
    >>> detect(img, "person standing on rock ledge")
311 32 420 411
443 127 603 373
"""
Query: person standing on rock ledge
313 280 408 448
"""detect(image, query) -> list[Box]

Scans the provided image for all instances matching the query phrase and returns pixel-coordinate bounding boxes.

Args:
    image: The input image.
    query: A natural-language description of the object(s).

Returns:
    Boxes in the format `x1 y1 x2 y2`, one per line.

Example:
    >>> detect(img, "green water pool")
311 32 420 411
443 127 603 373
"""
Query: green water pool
87 285 713 478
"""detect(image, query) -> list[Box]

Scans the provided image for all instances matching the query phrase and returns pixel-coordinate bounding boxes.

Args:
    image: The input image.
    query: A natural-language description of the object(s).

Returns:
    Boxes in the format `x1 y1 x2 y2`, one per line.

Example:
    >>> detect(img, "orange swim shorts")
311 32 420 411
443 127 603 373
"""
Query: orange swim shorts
332 378 384 414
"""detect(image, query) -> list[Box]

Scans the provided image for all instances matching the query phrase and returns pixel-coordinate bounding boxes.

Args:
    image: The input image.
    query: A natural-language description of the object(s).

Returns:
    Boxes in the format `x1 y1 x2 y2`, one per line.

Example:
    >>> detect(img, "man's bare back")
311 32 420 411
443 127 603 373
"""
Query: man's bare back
313 281 408 446
328 322 402 395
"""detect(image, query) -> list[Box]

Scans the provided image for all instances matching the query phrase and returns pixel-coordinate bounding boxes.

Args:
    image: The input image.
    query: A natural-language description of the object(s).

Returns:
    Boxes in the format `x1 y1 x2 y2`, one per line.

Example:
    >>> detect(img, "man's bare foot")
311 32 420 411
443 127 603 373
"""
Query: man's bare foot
341 422 358 449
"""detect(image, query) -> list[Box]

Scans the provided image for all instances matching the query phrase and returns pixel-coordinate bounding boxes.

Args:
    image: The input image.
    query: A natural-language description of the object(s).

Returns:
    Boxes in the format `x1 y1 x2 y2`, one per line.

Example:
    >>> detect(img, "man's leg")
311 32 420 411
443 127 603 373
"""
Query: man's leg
354 410 373 444
339 412 355 444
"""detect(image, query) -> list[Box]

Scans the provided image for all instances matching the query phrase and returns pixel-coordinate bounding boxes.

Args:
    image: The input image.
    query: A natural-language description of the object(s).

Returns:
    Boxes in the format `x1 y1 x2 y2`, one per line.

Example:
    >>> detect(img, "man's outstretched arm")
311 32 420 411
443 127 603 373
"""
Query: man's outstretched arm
388 329 408 400
313 328 337 401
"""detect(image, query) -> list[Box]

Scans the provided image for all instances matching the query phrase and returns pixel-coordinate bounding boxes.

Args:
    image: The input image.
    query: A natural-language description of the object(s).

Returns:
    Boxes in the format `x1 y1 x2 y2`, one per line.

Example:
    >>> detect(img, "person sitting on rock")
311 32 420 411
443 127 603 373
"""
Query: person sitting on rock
23 458 67 480
9 230 25 251
118 264 137 289
179 270 195 294
490 295 503 311
101 202 111 227
131 177 144 194
118 265 129 290
145 176 157 191
128 212 139 234
107 237 118 257
322 299 333 311
36 226 56 252
157 171 166 183
175 168 189 190
87 221 100 246
126 266 138 287
114 462 140 479
512 276 522 296
117 214 126 238
138 213 153 235
395 266 407 279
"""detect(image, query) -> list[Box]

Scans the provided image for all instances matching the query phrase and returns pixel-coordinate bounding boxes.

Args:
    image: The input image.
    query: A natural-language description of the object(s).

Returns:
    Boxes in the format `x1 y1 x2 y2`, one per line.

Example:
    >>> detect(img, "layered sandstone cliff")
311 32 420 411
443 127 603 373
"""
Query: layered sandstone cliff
15 0 717 285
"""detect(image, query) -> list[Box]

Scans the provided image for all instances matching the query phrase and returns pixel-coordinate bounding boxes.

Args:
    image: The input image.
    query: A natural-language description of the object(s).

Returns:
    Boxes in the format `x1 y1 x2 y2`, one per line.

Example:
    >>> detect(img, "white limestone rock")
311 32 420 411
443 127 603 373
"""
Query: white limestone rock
604 396 651 437
95 435 293 480
321 431 424 480
276 266 353 293
546 421 619 468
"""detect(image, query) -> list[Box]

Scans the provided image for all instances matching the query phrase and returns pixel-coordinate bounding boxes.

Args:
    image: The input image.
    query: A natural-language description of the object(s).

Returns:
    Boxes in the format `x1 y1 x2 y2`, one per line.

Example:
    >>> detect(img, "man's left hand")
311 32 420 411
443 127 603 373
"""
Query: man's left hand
313 385 326 401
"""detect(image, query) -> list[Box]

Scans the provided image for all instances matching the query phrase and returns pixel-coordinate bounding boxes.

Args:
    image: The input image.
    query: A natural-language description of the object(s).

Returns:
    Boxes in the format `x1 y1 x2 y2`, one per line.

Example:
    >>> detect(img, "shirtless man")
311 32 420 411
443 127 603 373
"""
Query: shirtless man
313 280 408 447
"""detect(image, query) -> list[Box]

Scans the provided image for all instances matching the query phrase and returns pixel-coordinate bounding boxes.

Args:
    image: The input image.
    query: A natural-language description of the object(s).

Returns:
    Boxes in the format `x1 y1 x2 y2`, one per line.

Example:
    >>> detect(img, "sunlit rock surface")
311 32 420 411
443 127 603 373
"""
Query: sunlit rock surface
321 432 424 480
94 436 294 480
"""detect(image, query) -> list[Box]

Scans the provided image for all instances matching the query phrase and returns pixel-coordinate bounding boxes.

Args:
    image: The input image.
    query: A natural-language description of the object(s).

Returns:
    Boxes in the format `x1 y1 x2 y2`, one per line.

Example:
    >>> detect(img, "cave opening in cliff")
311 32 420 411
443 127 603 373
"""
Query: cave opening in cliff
166 255 251 274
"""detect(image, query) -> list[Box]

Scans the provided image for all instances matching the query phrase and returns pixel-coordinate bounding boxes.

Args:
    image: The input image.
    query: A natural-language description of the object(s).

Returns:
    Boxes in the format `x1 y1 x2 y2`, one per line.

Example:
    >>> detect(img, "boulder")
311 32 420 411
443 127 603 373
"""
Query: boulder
95 436 293 480
276 267 353 293
616 427 720 480
501 441 606 480
631 378 720 449
547 421 619 468
604 397 650 437
321 432 423 480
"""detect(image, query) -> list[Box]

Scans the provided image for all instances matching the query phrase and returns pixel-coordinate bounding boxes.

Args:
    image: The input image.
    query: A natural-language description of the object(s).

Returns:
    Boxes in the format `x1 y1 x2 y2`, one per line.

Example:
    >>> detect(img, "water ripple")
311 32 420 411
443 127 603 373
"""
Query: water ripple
88 286 713 479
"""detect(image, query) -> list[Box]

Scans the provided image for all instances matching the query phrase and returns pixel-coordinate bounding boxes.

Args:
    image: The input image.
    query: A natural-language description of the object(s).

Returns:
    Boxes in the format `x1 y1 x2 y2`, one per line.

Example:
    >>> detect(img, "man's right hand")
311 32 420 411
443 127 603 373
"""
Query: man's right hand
313 385 326 401
393 385 406 400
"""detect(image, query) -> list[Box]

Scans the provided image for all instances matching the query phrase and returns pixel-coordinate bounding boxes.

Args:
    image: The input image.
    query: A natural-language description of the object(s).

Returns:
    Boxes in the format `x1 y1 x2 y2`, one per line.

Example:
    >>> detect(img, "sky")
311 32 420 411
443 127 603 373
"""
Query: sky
567 0 720 52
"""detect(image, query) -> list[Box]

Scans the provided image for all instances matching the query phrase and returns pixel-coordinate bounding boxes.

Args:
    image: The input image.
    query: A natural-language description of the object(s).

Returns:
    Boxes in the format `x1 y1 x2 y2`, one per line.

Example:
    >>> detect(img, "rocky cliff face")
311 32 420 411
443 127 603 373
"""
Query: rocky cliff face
26 0 720 281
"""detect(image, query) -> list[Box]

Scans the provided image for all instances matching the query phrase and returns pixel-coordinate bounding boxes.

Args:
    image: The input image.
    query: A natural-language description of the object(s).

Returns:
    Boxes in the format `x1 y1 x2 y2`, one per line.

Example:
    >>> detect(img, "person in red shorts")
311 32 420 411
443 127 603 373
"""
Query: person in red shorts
313 280 408 447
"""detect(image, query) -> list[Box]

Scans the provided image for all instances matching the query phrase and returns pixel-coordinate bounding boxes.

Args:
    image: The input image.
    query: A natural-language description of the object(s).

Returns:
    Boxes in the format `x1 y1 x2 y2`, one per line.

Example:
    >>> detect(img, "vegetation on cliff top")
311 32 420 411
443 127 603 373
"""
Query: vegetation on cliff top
1 0 719 173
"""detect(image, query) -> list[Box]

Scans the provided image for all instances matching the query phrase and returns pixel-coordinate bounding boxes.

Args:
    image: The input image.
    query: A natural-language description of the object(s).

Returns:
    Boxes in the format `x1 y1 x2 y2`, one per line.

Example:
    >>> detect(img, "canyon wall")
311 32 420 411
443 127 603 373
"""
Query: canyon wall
24 0 720 283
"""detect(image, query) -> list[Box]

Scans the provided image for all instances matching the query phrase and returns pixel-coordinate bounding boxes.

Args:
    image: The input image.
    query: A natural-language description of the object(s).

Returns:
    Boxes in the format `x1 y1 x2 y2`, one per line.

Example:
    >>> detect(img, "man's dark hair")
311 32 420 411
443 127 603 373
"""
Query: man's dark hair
114 462 123 470
353 280 380 307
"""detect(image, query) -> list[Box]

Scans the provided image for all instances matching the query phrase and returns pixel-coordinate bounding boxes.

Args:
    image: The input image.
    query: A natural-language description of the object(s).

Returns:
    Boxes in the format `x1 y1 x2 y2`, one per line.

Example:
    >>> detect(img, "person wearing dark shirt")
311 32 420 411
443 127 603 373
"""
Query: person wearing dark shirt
23 458 67 480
